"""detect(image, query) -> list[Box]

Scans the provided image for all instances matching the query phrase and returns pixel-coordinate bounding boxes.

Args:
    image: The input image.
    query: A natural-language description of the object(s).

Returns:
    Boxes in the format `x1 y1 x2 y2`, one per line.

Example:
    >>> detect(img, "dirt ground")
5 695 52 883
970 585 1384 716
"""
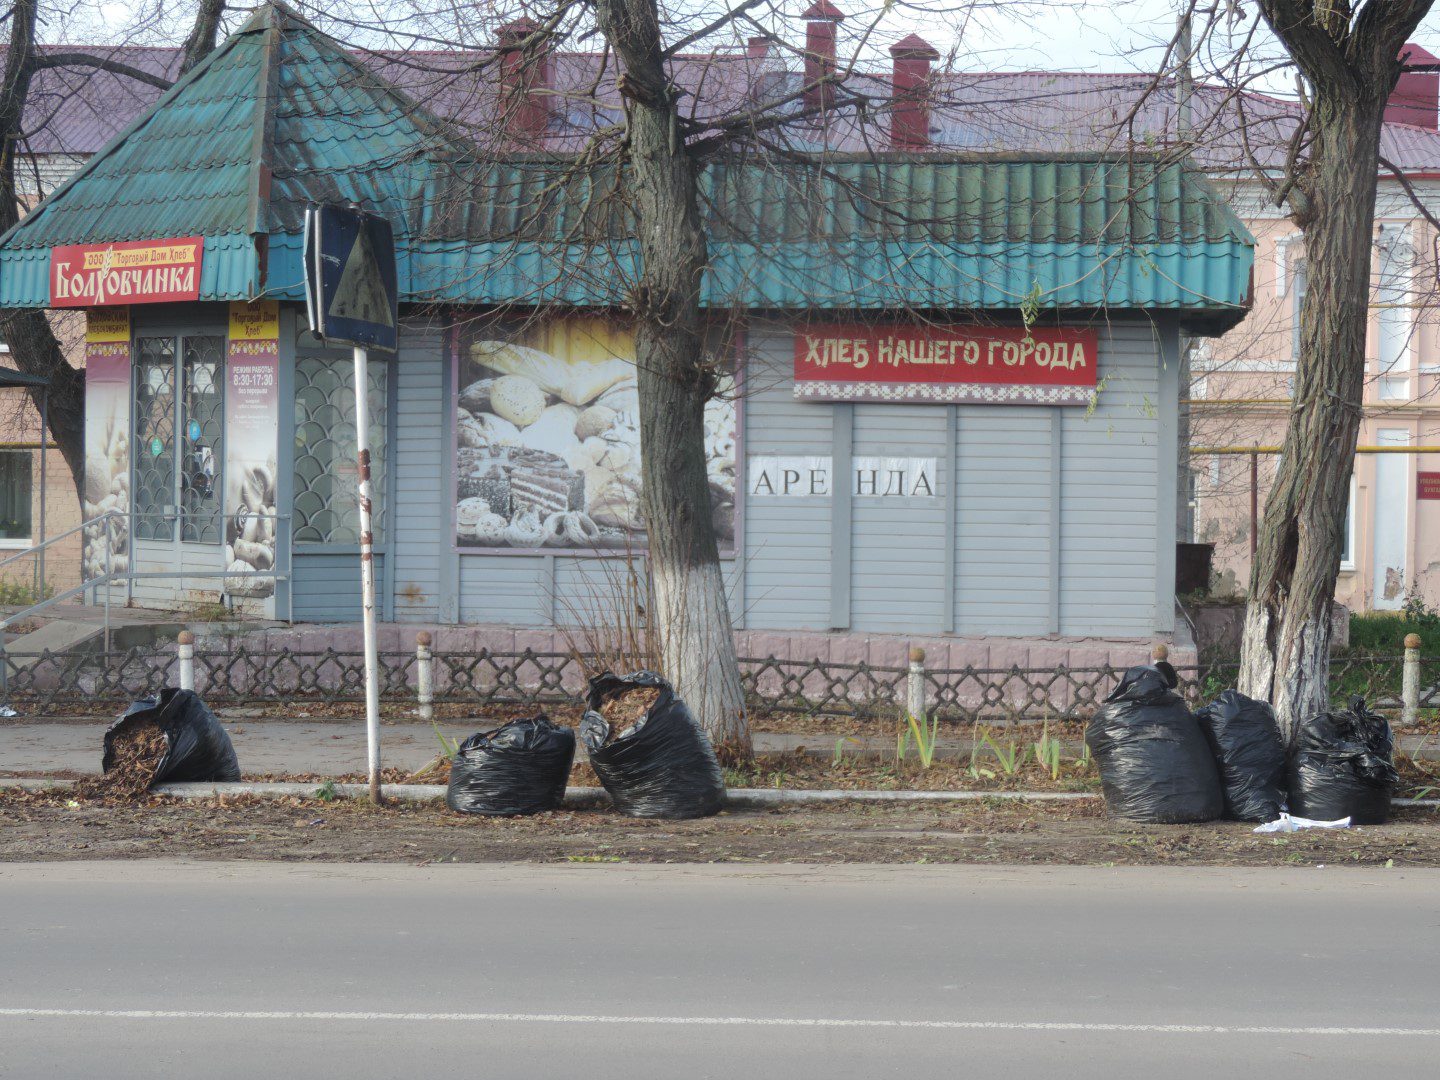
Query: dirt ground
3 787 1438 867
239 750 1437 799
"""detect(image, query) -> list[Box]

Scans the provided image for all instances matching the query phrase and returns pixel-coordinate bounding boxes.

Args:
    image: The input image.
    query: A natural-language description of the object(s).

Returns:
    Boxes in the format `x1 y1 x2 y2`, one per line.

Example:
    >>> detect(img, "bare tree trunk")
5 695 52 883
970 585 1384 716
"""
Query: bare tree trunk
0 0 223 506
179 0 227 75
1237 94 1381 735
1239 0 1432 736
593 0 750 759
0 0 85 501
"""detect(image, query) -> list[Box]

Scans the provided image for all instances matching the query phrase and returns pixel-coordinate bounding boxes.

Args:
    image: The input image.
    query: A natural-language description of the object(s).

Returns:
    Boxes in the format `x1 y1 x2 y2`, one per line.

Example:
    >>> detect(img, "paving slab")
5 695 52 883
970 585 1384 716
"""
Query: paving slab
3 718 1438 777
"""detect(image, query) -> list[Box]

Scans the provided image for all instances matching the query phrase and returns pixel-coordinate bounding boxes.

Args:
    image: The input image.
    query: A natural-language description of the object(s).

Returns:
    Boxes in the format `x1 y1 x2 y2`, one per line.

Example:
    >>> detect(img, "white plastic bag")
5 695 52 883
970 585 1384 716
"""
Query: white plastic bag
1253 812 1351 834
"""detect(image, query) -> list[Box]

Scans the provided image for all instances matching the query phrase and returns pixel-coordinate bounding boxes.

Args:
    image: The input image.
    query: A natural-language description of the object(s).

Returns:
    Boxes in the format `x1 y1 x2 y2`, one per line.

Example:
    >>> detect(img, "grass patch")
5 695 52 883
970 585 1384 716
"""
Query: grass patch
1348 610 1440 653
1331 609 1440 710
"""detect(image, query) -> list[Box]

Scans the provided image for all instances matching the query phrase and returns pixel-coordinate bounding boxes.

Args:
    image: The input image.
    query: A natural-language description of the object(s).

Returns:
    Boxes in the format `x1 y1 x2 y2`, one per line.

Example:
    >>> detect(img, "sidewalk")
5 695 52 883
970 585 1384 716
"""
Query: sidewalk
0 719 855 777
2 717 1437 777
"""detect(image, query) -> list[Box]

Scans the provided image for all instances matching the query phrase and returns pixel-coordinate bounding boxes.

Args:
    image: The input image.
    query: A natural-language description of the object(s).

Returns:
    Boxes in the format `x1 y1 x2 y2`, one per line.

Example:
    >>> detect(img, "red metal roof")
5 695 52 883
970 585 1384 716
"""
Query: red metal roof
15 43 1440 171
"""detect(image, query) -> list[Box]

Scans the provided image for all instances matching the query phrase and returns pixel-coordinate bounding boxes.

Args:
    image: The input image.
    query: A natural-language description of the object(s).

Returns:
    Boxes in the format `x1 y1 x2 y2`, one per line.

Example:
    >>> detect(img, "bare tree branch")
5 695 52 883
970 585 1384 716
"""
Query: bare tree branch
31 53 173 90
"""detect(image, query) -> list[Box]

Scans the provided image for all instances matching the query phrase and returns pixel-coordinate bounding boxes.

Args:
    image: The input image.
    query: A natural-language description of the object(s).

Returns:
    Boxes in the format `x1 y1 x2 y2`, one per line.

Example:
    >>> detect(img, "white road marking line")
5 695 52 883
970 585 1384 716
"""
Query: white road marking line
0 1009 1436 1037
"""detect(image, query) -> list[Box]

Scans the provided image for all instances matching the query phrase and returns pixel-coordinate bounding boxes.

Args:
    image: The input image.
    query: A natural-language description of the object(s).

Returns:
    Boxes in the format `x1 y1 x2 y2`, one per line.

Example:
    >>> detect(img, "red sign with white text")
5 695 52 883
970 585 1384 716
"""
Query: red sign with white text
50 237 203 307
793 323 1099 405
1418 472 1440 501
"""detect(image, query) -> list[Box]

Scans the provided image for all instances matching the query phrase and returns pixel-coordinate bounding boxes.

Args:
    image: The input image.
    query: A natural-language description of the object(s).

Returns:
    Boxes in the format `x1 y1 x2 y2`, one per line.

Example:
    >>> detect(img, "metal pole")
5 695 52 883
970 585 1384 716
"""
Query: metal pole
126 501 134 608
1249 451 1259 560
353 346 382 804
38 388 46 603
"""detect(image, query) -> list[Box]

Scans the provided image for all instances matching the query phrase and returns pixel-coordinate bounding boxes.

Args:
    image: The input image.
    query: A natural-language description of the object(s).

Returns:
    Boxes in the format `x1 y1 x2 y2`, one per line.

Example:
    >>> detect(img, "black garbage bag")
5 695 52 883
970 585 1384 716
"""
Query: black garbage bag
580 671 726 819
445 714 576 816
1288 696 1397 825
1085 662 1223 823
1195 690 1287 822
102 688 240 786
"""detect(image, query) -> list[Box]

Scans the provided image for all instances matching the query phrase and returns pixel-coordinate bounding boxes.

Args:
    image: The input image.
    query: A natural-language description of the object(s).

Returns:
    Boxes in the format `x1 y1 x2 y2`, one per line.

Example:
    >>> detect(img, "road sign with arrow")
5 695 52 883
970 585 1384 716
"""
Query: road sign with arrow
303 205 398 352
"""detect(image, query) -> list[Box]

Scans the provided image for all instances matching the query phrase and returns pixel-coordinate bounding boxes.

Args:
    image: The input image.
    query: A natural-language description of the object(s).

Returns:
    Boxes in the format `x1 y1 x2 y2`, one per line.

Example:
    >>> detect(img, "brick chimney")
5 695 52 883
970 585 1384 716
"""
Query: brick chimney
747 35 770 60
801 1 844 117
1386 42 1438 130
889 33 939 149
497 17 551 144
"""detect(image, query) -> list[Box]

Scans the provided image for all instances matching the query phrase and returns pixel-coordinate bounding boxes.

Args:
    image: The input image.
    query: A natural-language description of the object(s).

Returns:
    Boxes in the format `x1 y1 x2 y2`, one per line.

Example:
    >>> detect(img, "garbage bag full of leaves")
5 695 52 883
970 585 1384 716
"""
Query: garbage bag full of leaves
1288 696 1397 825
101 688 240 792
1085 662 1224 823
446 714 576 816
580 671 727 819
1195 689 1287 822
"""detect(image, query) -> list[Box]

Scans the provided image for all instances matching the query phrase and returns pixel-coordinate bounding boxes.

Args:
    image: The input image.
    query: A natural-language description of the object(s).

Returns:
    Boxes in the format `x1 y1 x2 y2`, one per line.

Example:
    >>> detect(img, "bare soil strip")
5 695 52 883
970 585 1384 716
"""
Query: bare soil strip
3 788 1437 867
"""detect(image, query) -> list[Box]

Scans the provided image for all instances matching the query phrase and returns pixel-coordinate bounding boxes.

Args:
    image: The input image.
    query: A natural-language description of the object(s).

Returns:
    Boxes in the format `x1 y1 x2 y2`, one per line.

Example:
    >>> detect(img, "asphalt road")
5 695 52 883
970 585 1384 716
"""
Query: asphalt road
3 861 1437 1079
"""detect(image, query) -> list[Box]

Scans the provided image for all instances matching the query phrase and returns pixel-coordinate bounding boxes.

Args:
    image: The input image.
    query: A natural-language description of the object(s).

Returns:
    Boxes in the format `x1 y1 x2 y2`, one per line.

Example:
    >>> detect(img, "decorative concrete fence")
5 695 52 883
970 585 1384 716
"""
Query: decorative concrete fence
1 634 1431 725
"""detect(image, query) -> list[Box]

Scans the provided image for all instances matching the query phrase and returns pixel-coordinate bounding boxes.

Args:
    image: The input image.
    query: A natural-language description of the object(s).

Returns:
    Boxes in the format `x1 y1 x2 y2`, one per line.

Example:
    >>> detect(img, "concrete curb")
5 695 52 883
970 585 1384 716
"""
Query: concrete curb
3 777 1437 810
0 778 1091 806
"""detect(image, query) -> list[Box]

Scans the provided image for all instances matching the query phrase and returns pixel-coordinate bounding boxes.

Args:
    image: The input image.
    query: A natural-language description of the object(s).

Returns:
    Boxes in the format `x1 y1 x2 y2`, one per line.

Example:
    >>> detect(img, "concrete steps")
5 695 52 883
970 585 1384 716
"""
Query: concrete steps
0 604 189 670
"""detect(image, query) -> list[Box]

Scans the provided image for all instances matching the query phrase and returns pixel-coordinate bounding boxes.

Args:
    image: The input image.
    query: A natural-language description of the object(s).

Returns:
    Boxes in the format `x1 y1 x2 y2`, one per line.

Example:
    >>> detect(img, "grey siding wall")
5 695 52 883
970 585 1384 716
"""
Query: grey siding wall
742 329 833 630
953 407 1054 635
739 318 1174 639
851 404 949 633
366 315 1176 640
1060 322 1167 635
458 555 546 624
291 552 383 622
391 322 446 621
455 552 739 628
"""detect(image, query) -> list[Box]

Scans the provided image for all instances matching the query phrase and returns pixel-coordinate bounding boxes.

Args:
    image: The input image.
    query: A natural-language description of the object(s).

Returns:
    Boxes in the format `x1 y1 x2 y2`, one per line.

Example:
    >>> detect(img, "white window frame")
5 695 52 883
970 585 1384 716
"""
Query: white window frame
1275 233 1302 298
1375 224 1413 400
1339 476 1356 572
1290 254 1307 363
0 342 28 546
0 448 34 549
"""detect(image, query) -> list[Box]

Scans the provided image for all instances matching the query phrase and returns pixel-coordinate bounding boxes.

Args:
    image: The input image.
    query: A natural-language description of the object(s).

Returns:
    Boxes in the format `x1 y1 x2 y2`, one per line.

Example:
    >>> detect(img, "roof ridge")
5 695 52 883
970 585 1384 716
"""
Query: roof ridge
0 16 256 250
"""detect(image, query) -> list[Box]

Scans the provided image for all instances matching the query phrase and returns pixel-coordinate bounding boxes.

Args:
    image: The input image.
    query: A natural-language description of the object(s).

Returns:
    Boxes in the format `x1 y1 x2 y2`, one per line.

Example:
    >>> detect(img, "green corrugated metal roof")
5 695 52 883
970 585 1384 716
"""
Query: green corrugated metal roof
379 154 1252 326
416 155 1249 247
0 3 1253 329
0 2 455 300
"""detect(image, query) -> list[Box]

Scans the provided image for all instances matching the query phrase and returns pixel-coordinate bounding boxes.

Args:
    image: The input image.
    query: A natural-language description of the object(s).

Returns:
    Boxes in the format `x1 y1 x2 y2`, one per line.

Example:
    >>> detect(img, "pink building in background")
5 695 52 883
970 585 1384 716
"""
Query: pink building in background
1192 45 1440 612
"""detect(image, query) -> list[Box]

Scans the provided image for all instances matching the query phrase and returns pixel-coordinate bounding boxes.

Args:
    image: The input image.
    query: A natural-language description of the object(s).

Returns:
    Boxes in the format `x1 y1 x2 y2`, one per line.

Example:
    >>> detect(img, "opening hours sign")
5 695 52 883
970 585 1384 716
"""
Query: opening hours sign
793 323 1099 406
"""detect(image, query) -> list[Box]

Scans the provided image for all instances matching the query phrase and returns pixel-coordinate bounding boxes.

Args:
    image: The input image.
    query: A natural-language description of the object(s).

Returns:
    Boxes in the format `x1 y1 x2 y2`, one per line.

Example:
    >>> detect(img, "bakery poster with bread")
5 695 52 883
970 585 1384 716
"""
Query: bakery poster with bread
83 307 132 582
455 317 737 550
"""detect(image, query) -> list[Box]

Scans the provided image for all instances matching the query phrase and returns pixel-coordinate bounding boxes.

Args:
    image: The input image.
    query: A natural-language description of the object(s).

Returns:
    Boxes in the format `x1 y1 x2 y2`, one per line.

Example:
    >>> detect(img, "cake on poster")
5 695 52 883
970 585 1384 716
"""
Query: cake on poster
454 316 736 550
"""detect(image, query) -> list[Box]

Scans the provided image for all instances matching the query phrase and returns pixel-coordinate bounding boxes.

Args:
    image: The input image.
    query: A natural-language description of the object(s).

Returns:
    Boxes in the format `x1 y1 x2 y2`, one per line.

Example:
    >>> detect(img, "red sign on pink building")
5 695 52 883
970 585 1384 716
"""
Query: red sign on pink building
793 323 1099 405
49 237 203 307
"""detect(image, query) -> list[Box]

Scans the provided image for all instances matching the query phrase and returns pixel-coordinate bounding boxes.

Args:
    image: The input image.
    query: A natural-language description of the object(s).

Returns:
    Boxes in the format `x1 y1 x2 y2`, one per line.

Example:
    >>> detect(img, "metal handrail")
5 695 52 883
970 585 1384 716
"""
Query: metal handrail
0 510 123 575
0 510 294 669
0 511 127 638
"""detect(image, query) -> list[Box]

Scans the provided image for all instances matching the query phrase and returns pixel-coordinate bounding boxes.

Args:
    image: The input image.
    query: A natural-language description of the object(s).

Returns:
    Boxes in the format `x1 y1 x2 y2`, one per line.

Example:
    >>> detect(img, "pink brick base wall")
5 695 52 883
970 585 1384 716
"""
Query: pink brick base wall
208 623 1196 671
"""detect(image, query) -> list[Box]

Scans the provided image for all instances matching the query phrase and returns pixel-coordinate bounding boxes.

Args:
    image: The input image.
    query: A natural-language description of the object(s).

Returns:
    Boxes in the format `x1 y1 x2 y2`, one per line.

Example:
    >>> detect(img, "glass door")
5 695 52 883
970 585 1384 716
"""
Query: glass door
132 334 225 544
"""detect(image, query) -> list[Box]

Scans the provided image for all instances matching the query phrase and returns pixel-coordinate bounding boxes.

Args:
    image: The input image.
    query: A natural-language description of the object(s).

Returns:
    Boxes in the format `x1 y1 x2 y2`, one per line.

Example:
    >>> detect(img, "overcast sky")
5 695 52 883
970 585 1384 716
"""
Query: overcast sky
83 0 1440 98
